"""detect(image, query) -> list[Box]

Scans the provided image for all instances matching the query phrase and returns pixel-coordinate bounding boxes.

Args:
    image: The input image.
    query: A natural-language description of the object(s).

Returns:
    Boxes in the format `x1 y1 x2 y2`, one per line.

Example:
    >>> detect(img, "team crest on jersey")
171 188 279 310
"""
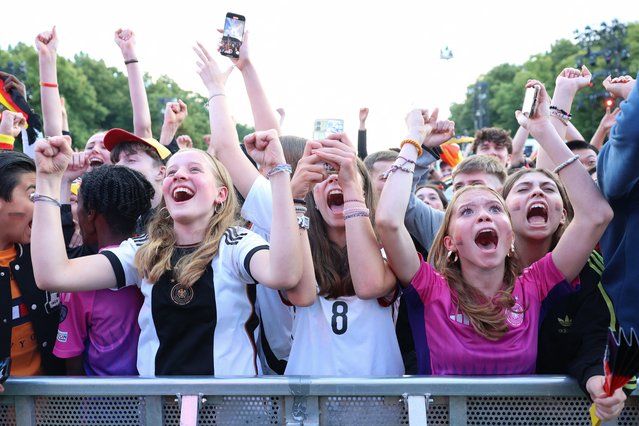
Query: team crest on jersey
56 330 68 343
171 281 194 305
505 302 524 327
223 227 248 245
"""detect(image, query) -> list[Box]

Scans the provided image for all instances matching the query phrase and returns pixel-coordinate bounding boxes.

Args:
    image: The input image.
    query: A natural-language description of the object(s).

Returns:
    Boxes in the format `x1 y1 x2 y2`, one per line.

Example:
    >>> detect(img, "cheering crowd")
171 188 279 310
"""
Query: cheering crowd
1 25 638 422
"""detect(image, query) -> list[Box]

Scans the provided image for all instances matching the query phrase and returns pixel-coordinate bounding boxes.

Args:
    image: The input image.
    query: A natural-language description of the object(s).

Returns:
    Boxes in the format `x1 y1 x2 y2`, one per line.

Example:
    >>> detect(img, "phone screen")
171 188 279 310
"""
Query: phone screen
313 119 344 139
521 86 539 118
220 13 246 58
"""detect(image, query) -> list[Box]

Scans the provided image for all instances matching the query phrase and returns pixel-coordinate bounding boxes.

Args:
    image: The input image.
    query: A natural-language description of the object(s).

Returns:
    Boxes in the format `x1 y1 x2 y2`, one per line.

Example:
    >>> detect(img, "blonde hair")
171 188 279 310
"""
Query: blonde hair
427 185 522 340
135 149 239 287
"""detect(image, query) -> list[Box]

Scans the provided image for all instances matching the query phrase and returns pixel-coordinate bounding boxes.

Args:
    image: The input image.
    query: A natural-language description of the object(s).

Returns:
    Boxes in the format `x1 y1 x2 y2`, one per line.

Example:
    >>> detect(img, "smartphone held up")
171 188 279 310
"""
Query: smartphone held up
219 12 246 58
313 119 344 140
521 86 539 118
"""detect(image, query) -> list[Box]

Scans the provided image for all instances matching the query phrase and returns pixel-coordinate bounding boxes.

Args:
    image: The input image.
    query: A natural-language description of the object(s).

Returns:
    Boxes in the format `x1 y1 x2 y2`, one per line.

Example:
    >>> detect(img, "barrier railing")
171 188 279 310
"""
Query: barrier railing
1 376 637 425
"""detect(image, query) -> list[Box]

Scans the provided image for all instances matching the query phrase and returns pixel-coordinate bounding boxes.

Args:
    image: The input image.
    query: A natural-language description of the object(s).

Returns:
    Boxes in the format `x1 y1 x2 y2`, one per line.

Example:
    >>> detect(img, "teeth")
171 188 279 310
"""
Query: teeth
329 189 343 195
530 203 546 210
173 187 194 197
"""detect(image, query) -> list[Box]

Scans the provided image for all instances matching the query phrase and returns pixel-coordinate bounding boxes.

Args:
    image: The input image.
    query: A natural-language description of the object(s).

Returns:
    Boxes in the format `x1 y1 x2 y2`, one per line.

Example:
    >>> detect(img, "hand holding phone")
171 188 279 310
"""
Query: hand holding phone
219 13 246 59
313 119 344 140
521 86 540 118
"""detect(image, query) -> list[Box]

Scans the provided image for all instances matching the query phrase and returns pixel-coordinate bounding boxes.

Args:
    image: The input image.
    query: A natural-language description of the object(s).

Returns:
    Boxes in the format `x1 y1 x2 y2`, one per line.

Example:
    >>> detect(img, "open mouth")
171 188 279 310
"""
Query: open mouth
89 157 104 168
526 202 548 225
172 187 194 202
475 228 498 250
326 189 344 214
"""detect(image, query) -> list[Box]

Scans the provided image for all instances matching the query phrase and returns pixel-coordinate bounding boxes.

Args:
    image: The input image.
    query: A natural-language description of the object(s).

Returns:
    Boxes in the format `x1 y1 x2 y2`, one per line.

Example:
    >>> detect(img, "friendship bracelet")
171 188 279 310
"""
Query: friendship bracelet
344 212 370 220
382 163 415 179
293 198 307 206
295 205 308 214
124 59 139 65
549 110 569 126
399 139 423 157
343 199 366 205
40 82 58 88
30 193 61 207
266 164 293 180
553 155 580 174
397 155 416 164
343 207 370 216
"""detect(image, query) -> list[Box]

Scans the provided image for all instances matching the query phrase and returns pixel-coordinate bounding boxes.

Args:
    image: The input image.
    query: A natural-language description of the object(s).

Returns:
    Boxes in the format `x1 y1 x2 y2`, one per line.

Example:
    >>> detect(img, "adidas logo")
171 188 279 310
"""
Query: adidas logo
557 315 572 328
224 227 248 245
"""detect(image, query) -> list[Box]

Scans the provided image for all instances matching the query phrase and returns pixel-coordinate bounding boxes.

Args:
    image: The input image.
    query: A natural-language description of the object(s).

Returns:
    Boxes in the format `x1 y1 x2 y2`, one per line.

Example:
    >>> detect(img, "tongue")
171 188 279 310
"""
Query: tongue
174 192 193 202
528 215 546 225
475 232 497 250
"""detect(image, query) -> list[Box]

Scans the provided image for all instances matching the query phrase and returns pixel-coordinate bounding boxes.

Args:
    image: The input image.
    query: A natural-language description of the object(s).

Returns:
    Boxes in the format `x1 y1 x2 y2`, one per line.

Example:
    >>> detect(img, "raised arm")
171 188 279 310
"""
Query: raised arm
36 26 62 137
243 130 302 290
230 31 281 134
195 42 260 197
516 81 613 282
376 109 432 286
0 111 26 149
314 134 398 299
357 107 369 159
159 99 188 147
509 126 529 169
32 136 119 292
590 106 620 151
115 29 152 138
598 74 638 199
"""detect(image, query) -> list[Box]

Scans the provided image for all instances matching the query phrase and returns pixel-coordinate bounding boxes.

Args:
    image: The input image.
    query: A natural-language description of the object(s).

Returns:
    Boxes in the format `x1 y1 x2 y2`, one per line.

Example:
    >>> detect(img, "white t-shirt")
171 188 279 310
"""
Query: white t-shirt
241 177 295 374
101 227 269 377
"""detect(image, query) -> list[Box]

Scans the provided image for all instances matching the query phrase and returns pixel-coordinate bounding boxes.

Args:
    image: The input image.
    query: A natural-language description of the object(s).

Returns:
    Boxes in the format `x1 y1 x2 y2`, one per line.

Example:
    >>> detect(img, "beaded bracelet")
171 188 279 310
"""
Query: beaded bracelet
399 139 423 157
553 155 580 174
549 105 572 119
397 155 416 164
295 205 308 214
382 163 415 179
549 110 569 126
266 164 293 179
30 193 61 207
293 198 307 206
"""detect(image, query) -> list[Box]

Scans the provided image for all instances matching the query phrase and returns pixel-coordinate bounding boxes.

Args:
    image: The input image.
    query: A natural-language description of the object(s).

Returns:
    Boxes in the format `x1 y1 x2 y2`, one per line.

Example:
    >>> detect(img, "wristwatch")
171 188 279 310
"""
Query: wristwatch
297 215 310 230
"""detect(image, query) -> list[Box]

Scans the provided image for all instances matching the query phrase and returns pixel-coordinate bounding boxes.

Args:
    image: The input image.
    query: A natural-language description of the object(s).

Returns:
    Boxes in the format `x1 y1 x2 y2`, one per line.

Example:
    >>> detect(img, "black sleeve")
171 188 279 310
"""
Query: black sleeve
166 137 180 155
60 204 75 247
357 129 367 160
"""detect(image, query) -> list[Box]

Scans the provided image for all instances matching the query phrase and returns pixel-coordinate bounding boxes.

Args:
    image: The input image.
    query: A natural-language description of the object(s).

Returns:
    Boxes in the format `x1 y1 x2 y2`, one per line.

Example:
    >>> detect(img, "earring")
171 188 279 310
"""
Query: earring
159 206 171 220
508 242 516 258
447 250 458 263
214 201 225 214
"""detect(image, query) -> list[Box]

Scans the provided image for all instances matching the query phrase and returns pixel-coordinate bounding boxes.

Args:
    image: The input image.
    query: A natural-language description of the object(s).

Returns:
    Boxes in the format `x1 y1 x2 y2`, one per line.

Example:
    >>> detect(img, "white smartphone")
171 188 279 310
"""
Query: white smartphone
521 86 539 118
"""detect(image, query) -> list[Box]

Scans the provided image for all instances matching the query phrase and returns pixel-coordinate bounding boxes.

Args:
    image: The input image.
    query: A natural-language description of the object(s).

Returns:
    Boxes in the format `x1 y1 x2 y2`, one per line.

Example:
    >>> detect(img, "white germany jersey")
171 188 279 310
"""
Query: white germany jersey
101 227 269 377
285 295 404 376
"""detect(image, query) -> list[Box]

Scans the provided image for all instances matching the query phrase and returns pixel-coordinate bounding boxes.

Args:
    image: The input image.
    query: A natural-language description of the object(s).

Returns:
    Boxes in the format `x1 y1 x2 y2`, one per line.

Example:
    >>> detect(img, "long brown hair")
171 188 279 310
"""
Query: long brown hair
427 186 522 341
134 149 239 287
306 159 375 299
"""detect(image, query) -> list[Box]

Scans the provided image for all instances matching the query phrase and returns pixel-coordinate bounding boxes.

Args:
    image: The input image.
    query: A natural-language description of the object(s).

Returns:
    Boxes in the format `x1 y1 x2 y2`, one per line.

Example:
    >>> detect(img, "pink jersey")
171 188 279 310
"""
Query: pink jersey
54 286 143 376
406 252 572 375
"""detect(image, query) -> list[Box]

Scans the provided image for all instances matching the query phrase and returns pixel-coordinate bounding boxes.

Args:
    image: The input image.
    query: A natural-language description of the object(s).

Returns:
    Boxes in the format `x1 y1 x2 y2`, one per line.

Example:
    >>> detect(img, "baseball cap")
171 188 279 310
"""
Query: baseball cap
103 128 171 160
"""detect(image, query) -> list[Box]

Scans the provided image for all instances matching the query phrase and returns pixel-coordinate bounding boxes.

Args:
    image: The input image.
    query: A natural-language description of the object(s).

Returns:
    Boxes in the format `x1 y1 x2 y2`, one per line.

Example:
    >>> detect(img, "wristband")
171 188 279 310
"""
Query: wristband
124 59 139 65
40 82 58 88
0 134 15 150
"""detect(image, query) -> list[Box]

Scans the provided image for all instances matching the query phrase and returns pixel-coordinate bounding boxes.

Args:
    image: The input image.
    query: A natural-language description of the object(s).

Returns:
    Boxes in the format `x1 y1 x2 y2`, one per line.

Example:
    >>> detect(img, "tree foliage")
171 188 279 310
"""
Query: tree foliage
1 44 253 151
450 21 638 141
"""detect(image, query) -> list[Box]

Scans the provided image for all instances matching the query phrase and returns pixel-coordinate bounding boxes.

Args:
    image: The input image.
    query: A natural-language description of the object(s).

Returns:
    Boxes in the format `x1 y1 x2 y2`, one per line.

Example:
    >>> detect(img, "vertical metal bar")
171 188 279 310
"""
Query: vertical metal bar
14 395 34 426
144 396 163 426
448 396 468 426
407 395 428 426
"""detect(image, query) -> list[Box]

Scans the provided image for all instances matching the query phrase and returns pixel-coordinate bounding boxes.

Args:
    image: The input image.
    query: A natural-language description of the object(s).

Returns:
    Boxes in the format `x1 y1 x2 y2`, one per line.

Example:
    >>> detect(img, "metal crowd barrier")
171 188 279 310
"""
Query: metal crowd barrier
1 376 637 425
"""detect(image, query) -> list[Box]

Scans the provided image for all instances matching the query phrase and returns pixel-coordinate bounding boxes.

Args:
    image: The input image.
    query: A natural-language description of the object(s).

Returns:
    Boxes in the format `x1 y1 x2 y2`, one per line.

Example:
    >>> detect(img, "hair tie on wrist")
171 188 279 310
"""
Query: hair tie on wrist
124 59 138 65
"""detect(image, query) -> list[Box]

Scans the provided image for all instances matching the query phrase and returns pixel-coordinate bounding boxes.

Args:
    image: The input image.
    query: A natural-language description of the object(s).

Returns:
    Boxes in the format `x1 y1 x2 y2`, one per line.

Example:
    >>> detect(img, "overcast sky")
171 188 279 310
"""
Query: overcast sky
3 1 637 152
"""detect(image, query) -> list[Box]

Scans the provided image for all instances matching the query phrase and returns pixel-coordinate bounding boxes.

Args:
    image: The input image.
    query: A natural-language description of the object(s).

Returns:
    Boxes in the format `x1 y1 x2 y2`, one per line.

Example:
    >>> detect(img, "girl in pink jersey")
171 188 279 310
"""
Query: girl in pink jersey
371 81 612 376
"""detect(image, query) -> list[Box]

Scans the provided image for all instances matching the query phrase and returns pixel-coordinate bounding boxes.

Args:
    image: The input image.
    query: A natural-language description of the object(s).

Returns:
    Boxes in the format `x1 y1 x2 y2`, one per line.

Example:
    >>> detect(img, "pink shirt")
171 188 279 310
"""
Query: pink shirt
406 252 571 375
